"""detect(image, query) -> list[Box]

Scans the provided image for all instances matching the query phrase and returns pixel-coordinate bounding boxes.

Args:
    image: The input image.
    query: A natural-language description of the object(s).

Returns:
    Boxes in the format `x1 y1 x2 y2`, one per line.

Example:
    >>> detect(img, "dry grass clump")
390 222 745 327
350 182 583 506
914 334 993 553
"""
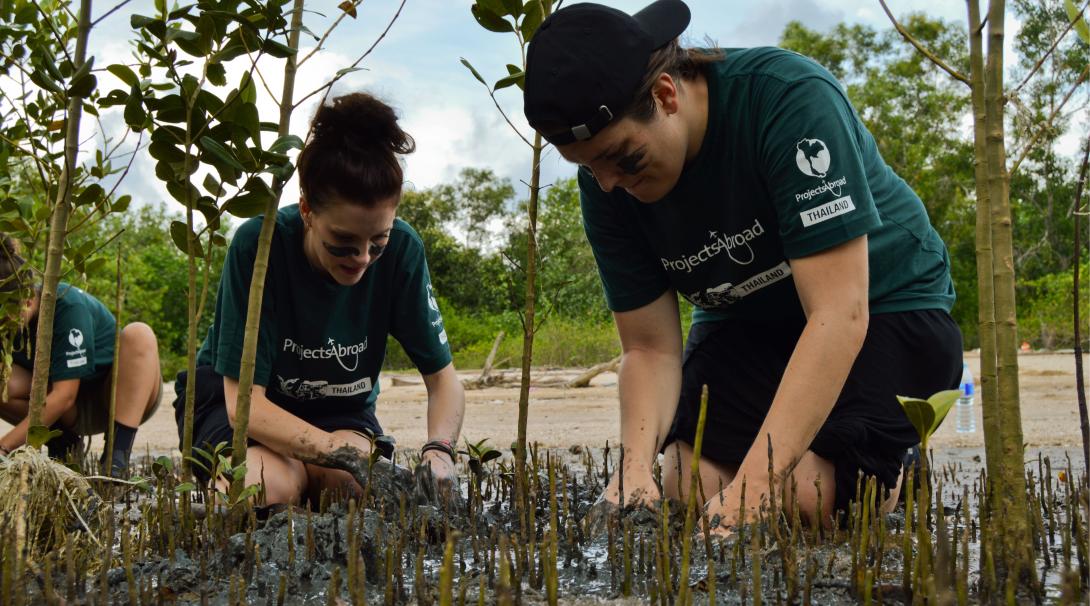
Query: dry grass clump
0 446 104 568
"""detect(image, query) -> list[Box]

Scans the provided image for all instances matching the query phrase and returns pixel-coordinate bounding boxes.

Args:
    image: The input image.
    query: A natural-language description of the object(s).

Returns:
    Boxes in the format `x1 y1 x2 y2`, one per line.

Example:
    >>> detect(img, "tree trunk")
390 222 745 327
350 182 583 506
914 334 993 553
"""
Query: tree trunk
27 0 92 432
515 134 543 499
1072 137 1090 477
229 0 305 498
967 0 1004 523
983 0 1035 584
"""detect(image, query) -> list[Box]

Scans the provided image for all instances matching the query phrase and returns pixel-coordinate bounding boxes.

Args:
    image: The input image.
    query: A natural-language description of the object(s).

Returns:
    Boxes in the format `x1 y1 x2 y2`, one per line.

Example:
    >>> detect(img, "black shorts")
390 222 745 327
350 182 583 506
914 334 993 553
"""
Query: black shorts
172 365 385 482
666 308 962 515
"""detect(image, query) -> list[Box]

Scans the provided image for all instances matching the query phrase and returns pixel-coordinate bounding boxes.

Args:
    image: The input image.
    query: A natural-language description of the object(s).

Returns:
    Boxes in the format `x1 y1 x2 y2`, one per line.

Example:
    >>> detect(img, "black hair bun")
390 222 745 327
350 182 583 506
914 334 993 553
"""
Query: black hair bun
310 93 415 156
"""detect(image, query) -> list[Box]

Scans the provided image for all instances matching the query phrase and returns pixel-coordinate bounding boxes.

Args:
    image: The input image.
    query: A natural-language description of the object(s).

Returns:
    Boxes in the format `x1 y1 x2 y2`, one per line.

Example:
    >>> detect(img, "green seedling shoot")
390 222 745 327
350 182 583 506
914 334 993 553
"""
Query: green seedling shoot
897 389 961 453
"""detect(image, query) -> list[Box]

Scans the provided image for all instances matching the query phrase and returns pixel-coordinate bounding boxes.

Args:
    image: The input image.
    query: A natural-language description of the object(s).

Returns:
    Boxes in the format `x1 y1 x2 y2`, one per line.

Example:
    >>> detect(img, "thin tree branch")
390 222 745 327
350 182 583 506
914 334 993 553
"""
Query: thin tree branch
91 0 133 28
879 0 971 86
296 0 363 68
1012 0 1090 95
34 4 76 67
293 0 407 112
485 84 533 148
1010 62 1090 177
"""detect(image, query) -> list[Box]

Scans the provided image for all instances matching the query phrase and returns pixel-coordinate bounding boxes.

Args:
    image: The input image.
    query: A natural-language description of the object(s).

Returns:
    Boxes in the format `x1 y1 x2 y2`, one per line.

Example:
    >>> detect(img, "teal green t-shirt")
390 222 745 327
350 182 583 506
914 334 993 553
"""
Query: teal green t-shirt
12 283 116 382
197 204 452 419
580 47 956 323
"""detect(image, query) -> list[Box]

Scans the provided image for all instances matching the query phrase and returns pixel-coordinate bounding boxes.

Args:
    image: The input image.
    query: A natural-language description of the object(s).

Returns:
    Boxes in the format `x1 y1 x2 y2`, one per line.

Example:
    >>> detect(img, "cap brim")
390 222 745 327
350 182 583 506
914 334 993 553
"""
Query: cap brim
632 0 691 48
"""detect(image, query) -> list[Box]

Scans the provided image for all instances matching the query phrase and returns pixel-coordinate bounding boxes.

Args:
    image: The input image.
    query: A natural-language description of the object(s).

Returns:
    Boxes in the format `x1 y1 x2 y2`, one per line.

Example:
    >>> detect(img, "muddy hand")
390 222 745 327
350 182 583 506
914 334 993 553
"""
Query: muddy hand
582 493 621 538
322 445 413 496
412 463 464 511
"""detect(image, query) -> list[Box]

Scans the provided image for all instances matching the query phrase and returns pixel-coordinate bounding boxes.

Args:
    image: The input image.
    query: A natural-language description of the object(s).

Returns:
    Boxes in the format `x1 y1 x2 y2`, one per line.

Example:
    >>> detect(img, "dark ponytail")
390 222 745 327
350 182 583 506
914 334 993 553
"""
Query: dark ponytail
297 92 416 211
0 234 28 294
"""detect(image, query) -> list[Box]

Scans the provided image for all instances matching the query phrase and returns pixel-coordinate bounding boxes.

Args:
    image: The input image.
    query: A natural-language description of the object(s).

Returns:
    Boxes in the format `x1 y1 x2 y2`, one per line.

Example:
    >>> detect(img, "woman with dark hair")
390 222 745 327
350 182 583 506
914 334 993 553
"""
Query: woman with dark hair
174 93 464 504
523 0 962 530
0 236 162 477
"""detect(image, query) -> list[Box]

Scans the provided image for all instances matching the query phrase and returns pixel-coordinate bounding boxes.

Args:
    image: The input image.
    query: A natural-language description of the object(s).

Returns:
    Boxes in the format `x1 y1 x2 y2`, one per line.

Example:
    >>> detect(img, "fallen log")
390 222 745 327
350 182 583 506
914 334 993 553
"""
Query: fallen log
564 355 621 388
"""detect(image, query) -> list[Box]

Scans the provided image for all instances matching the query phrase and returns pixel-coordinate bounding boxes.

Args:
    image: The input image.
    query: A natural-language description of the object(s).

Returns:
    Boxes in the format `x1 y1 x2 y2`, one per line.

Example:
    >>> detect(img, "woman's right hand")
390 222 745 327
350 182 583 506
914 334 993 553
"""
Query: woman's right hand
584 463 661 537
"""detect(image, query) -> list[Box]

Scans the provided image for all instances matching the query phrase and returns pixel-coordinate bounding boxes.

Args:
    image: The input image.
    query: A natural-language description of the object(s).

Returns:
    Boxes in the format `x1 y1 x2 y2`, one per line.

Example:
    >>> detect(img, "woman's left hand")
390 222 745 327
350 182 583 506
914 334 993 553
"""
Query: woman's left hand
702 478 768 538
416 449 461 509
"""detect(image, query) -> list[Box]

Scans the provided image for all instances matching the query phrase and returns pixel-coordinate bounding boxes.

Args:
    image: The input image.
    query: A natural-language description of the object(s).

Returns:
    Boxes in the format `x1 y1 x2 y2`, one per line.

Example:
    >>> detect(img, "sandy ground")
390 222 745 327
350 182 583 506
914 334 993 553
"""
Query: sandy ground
1 350 1086 459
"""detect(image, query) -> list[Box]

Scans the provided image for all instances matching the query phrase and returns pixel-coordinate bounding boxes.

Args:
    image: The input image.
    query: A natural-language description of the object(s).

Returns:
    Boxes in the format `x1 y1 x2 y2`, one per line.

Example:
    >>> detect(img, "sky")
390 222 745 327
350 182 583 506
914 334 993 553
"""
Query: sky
84 0 990 211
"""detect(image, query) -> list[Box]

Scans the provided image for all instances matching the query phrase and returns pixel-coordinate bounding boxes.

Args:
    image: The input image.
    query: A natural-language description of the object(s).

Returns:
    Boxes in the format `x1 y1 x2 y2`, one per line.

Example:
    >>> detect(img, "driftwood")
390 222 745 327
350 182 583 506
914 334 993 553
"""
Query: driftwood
463 332 506 390
460 353 622 391
564 355 621 388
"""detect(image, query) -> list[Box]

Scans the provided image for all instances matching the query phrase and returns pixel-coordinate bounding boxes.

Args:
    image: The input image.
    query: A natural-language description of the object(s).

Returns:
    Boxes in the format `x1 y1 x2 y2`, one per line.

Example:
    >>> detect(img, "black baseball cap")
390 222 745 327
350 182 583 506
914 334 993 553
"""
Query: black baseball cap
523 0 691 146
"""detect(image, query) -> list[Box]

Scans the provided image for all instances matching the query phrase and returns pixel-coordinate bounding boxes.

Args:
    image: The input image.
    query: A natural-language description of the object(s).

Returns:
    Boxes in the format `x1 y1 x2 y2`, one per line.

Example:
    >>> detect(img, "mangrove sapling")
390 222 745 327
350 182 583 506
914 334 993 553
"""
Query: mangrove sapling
460 1 554 530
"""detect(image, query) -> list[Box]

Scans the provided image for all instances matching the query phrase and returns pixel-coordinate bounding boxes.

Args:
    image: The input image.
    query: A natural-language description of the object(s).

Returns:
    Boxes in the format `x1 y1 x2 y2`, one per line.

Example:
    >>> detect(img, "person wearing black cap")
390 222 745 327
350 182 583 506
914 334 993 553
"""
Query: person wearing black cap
524 0 962 531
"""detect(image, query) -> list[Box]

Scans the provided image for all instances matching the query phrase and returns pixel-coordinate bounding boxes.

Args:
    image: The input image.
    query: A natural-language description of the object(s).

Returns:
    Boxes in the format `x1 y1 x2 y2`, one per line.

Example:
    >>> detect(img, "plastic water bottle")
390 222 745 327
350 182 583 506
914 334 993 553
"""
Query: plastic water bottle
956 362 975 433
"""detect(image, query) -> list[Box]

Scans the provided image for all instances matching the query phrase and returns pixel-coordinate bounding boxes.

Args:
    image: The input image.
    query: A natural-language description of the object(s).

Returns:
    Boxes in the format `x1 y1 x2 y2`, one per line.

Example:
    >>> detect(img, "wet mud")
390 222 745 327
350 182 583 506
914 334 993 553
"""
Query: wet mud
5 446 1088 604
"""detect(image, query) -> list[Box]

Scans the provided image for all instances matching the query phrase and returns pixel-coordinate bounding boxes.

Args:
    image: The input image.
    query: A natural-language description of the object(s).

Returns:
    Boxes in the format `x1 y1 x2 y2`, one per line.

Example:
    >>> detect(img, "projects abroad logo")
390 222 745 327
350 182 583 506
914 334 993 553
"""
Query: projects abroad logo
795 175 847 203
282 337 368 372
660 219 764 274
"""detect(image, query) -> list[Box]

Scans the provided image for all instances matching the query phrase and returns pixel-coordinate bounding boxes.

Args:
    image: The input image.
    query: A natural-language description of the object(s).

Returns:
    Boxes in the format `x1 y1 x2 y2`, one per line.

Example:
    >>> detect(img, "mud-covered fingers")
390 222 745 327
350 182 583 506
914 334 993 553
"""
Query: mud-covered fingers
582 496 620 538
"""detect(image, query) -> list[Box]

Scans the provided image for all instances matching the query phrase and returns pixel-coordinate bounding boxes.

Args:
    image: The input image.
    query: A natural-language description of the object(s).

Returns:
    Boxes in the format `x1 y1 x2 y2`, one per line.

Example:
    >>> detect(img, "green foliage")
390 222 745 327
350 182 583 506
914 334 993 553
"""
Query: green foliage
1017 263 1089 349
459 437 502 484
74 204 229 379
384 306 619 371
185 441 261 505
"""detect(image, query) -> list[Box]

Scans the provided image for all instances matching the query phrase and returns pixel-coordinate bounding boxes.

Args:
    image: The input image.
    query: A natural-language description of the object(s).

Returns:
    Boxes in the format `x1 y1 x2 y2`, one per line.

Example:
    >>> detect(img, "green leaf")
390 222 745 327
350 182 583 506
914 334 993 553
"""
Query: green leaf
27 426 62 450
460 58 487 86
199 136 245 172
203 173 225 197
480 450 502 463
153 455 174 474
132 477 153 493
124 93 146 129
1065 0 1090 44
207 62 227 87
107 64 139 87
169 220 204 258
175 482 197 494
239 72 257 105
494 69 524 91
335 66 364 78
268 134 304 153
75 184 105 207
262 38 297 58
897 396 936 443
926 389 961 436
223 192 269 218
111 195 132 213
520 0 544 41
83 257 108 275
478 0 510 17
500 0 523 18
471 4 514 33
130 14 158 29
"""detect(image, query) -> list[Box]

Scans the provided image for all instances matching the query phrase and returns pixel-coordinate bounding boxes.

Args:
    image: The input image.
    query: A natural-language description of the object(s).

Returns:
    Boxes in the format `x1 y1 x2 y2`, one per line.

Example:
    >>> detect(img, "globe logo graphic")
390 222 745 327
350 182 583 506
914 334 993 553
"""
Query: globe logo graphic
795 138 831 178
68 328 83 348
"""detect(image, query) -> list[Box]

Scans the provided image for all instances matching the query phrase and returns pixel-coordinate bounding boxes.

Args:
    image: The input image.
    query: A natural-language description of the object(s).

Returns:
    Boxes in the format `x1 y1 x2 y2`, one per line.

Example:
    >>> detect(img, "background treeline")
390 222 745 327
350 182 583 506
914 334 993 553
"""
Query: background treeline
67 5 1087 378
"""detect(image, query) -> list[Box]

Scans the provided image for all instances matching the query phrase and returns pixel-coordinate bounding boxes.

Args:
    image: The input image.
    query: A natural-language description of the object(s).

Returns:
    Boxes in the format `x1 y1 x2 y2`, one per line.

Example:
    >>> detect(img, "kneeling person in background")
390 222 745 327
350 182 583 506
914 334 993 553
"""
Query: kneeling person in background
0 236 163 477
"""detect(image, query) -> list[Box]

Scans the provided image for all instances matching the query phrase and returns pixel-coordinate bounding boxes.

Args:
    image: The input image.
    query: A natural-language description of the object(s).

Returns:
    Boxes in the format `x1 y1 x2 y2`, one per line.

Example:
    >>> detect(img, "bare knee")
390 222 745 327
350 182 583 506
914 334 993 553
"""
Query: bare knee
662 441 736 504
120 322 158 354
781 451 837 527
238 447 307 505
